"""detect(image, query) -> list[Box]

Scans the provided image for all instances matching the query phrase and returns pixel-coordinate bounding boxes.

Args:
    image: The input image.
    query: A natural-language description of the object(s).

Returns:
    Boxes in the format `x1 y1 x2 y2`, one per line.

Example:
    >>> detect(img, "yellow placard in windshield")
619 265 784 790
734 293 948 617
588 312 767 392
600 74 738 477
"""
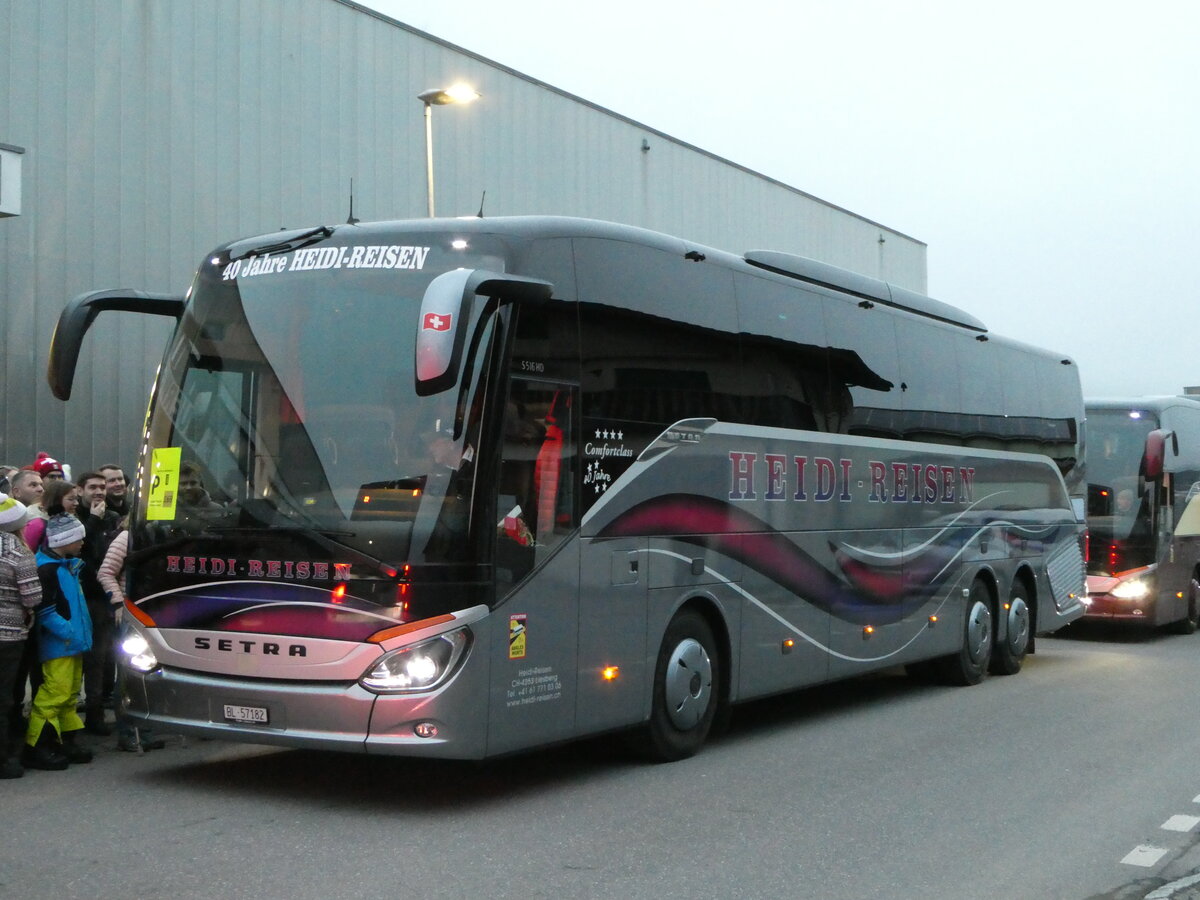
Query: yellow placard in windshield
145 447 182 521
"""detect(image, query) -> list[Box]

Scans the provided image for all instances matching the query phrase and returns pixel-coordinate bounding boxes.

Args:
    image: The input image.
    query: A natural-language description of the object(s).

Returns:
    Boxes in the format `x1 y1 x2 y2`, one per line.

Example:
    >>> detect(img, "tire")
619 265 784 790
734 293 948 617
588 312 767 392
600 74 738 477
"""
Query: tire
936 579 994 686
1166 577 1200 635
641 610 720 762
991 580 1032 675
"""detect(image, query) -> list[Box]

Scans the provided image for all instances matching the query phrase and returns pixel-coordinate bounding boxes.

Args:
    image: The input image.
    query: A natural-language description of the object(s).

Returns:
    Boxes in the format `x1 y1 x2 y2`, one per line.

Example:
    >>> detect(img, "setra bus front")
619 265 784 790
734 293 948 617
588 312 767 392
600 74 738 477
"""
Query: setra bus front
1083 410 1194 629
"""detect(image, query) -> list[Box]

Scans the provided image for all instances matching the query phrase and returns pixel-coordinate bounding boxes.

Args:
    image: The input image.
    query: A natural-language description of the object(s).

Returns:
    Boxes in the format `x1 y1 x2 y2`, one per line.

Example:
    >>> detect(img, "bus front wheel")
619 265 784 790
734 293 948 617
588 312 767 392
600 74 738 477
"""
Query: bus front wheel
936 579 993 686
642 610 720 762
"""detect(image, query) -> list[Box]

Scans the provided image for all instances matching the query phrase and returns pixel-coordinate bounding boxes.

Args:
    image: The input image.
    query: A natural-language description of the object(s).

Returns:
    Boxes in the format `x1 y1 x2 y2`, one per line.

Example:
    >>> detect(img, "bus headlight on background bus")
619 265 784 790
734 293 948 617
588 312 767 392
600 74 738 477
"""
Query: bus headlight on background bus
1111 579 1151 601
360 628 471 693
121 633 159 673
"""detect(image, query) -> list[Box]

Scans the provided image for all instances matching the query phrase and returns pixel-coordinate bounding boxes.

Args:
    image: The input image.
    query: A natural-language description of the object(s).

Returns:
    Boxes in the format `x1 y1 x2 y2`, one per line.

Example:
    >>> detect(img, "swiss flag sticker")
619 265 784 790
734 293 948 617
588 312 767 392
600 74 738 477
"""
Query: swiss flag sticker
423 312 452 332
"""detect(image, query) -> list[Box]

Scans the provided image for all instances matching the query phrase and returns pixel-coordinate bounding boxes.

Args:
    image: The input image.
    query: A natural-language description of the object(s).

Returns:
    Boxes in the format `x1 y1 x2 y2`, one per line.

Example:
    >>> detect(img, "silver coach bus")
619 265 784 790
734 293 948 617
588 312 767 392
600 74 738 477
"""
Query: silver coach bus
50 217 1086 761
1083 396 1200 630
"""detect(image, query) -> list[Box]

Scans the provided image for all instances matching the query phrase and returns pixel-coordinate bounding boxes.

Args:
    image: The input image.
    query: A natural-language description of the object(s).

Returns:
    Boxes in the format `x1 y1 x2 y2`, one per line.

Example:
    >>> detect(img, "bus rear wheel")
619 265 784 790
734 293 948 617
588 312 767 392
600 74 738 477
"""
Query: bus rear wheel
991 580 1031 675
936 579 993 686
642 610 720 762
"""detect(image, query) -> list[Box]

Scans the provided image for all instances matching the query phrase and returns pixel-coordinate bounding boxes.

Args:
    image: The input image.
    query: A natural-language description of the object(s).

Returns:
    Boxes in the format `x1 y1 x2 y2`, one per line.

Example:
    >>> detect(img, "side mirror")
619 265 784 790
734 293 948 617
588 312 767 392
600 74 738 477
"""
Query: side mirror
49 289 185 400
415 269 553 396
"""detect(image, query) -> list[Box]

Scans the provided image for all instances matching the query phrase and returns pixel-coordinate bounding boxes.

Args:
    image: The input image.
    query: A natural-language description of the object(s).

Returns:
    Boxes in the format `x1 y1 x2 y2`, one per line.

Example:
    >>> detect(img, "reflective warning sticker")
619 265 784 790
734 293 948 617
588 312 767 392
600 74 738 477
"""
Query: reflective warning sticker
508 614 527 660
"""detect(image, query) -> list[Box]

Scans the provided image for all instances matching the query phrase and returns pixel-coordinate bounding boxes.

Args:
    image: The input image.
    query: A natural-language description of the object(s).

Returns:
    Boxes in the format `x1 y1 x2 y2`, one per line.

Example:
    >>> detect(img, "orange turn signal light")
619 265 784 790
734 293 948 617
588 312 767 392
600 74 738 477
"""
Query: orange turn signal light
124 598 156 627
367 613 457 644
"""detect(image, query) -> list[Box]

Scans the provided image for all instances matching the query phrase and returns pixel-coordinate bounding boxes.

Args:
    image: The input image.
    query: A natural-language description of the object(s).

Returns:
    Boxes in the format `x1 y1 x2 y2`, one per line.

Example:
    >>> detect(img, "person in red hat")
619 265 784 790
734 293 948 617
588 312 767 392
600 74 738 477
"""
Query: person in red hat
30 453 66 483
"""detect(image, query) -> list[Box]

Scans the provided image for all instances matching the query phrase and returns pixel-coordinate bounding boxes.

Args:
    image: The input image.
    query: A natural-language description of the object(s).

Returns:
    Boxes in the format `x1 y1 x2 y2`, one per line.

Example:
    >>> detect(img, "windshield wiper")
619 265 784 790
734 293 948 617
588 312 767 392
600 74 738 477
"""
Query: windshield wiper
228 225 334 262
208 524 357 540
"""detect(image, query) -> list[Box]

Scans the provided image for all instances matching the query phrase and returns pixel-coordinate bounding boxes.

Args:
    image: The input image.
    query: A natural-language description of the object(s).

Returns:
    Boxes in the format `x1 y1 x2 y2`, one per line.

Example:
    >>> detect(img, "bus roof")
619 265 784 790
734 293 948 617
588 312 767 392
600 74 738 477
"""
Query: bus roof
1086 396 1200 412
217 215 989 333
743 250 987 332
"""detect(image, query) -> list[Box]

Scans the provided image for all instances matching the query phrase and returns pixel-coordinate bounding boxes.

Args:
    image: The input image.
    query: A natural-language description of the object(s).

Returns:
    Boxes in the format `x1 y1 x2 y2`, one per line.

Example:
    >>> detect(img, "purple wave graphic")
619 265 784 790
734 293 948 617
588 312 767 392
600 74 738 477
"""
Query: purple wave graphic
139 581 400 641
833 545 957 607
596 493 944 625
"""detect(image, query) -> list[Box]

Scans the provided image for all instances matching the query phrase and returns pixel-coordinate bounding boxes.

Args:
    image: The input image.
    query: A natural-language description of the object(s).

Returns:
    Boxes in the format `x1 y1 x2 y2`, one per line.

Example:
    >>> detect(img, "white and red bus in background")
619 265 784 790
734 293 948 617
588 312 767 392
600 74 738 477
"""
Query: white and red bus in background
49 216 1086 761
1083 397 1200 631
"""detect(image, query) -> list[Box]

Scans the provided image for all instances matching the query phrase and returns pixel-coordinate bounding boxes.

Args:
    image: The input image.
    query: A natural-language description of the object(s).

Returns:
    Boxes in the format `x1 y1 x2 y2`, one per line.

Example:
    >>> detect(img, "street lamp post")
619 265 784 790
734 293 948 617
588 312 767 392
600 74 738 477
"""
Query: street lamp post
418 84 481 218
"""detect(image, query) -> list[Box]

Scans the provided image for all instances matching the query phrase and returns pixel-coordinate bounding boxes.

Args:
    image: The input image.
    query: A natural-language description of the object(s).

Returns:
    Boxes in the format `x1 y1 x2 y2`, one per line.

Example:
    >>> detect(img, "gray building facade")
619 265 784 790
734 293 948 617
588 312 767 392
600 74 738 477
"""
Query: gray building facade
0 0 926 474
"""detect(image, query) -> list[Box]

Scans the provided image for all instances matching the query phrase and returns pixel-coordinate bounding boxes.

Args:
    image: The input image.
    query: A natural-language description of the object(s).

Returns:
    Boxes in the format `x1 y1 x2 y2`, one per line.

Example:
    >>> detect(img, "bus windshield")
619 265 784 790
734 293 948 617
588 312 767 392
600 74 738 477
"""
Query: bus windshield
1086 408 1157 568
135 233 507 574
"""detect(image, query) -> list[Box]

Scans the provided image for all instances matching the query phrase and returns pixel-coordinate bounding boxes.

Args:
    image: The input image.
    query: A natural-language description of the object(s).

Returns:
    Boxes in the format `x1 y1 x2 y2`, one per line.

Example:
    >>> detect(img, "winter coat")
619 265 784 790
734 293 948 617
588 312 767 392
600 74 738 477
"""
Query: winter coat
0 531 41 641
33 550 93 661
22 514 47 552
78 507 121 604
97 529 128 607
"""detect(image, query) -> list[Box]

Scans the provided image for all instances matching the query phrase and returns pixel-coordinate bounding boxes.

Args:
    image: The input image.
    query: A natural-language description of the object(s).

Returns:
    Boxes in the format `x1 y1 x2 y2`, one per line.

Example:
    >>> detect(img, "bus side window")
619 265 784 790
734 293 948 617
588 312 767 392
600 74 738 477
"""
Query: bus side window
496 380 576 589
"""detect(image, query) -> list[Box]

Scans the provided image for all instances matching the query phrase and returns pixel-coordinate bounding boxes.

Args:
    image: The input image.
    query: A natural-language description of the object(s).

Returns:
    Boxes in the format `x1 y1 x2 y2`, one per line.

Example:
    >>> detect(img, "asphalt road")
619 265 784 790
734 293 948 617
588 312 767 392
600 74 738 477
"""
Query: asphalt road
5 624 1200 899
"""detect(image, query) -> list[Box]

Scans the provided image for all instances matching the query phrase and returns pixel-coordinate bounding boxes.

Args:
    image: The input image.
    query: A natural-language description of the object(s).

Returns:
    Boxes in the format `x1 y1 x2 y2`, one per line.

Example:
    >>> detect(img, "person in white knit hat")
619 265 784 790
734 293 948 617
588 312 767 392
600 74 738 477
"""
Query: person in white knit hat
24 513 93 770
0 494 39 778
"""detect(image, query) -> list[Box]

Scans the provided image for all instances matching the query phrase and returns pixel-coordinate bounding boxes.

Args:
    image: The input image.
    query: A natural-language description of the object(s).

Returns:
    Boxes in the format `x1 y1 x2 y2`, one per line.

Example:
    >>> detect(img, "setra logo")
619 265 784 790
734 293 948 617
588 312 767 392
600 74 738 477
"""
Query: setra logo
194 637 308 657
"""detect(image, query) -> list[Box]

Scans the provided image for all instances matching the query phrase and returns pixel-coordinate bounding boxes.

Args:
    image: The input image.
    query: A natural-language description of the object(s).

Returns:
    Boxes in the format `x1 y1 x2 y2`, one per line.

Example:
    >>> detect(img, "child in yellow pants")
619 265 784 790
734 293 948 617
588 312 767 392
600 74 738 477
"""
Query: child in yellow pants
25 514 93 770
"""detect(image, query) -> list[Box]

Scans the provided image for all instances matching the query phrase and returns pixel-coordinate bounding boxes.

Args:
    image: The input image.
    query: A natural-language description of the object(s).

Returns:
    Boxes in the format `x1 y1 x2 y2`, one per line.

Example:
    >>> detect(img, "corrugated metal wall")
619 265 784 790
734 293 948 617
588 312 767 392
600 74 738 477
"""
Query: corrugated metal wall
0 0 926 474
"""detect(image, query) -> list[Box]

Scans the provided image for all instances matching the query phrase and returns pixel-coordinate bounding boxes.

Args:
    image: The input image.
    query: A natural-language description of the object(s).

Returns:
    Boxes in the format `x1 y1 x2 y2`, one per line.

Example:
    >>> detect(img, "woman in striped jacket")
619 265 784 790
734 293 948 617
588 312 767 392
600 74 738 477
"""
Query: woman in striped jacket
97 519 164 753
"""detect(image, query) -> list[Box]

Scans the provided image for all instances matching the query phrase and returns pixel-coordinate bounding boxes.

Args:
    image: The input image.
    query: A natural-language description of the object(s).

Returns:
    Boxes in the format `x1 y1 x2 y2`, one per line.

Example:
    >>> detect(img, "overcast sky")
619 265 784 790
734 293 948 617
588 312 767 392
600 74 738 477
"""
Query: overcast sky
368 1 1198 398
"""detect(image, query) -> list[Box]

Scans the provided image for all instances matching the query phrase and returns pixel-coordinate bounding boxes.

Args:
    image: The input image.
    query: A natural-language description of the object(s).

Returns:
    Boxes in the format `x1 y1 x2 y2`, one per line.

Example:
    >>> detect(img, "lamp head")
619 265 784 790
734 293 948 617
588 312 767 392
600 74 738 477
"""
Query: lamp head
418 84 481 106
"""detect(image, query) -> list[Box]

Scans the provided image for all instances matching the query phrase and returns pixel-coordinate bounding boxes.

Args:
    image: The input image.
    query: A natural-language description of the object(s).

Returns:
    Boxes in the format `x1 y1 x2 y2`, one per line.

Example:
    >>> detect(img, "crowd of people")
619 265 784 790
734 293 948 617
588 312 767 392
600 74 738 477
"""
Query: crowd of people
0 453 162 780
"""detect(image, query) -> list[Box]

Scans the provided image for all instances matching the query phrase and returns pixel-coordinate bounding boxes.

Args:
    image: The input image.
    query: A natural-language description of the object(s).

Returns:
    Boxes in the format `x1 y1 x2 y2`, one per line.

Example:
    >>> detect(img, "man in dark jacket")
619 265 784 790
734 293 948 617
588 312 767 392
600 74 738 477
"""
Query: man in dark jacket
98 464 129 519
77 471 121 733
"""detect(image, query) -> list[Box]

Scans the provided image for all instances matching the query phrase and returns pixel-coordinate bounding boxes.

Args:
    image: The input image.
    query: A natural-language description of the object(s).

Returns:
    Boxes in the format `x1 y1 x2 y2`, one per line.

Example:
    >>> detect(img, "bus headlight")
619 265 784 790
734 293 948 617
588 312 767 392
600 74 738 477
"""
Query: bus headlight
360 628 471 693
121 633 159 673
1112 579 1151 600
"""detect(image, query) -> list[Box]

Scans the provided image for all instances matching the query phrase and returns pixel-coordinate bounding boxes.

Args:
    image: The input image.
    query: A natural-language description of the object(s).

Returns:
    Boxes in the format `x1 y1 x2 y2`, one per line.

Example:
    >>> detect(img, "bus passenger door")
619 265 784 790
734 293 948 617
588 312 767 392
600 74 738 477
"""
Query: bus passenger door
486 379 581 756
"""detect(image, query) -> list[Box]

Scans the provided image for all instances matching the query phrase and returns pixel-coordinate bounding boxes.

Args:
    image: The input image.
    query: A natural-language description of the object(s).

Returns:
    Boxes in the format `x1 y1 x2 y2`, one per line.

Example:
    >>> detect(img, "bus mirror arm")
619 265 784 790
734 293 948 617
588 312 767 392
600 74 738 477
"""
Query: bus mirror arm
48 289 185 401
415 269 553 397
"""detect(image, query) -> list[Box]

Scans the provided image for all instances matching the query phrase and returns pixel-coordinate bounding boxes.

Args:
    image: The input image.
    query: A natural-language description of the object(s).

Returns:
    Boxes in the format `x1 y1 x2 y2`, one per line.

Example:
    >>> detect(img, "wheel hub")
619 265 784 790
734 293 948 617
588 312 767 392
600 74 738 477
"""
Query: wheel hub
966 599 993 665
1007 597 1030 652
665 637 713 730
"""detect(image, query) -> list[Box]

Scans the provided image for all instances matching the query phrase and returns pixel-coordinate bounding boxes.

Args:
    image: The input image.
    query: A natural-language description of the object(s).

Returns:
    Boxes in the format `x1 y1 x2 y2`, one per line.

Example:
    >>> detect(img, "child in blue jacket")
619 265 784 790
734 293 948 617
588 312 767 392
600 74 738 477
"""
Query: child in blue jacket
24 514 93 770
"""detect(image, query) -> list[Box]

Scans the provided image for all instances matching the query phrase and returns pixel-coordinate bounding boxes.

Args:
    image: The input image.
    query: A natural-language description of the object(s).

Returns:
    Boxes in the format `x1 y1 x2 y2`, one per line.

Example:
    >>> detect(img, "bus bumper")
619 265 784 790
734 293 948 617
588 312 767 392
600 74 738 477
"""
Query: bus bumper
1079 595 1157 624
1083 572 1161 625
119 663 488 758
